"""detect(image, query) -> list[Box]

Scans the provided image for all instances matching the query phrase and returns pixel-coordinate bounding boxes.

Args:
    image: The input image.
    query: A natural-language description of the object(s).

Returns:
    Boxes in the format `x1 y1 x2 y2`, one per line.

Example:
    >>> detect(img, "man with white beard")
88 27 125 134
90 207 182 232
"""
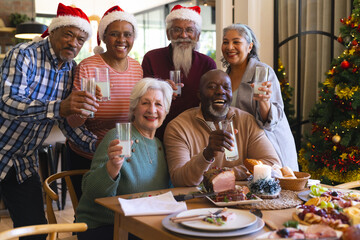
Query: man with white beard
163 70 280 187
142 4 216 140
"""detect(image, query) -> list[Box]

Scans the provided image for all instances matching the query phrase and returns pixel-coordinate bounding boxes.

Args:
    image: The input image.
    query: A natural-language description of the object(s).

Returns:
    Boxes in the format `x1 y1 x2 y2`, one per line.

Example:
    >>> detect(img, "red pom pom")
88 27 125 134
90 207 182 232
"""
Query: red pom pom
352 40 358 46
340 60 350 69
353 68 357 73
337 36 343 43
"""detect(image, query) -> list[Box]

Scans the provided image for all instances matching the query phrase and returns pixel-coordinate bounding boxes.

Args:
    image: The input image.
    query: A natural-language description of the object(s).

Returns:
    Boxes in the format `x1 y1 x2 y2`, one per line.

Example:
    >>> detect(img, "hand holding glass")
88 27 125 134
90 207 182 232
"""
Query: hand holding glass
219 119 239 161
116 123 131 157
95 68 111 101
170 70 181 96
254 66 269 95
81 77 95 118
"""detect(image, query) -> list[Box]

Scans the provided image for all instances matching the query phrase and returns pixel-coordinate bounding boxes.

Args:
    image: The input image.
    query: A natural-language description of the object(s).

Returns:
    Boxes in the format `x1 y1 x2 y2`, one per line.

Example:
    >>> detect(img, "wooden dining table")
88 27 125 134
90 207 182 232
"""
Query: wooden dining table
95 186 299 240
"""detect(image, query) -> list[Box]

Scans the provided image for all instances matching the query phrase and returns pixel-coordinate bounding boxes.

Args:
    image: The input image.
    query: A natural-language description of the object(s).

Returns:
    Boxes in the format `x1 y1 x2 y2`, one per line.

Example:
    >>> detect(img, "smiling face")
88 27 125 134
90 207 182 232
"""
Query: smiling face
103 20 135 61
221 29 253 67
167 19 199 49
49 26 88 65
199 70 232 122
133 89 166 138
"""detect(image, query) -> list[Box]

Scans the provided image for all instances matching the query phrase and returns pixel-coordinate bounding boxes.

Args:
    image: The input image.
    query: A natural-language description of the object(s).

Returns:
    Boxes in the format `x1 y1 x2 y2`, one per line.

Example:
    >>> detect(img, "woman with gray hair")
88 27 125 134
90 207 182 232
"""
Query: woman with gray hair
221 23 298 171
76 78 173 240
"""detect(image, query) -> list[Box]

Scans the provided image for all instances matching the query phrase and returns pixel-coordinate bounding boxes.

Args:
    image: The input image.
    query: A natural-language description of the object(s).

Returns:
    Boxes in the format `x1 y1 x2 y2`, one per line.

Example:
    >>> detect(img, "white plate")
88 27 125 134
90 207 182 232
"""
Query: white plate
298 190 311 202
206 195 263 206
163 212 265 238
176 208 257 231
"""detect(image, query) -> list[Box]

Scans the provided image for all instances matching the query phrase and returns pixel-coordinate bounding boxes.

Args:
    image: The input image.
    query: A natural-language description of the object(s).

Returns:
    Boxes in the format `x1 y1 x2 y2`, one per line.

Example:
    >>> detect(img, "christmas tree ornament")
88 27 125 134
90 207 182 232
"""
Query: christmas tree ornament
340 60 350 69
338 36 343 43
332 134 341 143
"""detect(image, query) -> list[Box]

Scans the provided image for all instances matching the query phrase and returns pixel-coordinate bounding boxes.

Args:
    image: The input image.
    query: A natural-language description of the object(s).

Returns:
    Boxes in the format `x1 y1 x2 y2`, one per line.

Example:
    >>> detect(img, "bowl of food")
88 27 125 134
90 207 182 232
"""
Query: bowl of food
276 172 311 191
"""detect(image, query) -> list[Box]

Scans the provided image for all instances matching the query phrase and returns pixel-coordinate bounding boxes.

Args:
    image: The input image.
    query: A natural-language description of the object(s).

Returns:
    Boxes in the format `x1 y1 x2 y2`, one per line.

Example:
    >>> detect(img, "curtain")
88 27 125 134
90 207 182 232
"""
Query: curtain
278 0 351 136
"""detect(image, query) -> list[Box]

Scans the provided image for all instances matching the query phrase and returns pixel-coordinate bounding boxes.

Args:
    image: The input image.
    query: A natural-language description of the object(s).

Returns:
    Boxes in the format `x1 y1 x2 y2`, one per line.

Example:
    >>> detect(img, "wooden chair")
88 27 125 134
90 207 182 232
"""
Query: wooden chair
43 169 88 224
335 180 360 189
0 223 87 240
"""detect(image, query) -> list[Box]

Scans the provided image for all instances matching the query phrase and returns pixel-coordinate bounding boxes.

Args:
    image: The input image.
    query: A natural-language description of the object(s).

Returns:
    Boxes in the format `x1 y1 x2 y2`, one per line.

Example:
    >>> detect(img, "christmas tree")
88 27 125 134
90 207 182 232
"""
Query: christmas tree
299 0 360 184
276 58 296 129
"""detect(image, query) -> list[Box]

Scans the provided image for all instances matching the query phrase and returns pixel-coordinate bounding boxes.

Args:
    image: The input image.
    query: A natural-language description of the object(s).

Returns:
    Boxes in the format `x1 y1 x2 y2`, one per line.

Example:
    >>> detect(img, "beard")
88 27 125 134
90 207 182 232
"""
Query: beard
208 102 230 118
171 39 197 77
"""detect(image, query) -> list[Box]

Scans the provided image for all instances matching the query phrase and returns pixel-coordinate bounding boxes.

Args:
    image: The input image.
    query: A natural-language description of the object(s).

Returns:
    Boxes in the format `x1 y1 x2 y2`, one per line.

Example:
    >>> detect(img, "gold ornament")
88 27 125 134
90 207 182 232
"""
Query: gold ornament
332 134 341 143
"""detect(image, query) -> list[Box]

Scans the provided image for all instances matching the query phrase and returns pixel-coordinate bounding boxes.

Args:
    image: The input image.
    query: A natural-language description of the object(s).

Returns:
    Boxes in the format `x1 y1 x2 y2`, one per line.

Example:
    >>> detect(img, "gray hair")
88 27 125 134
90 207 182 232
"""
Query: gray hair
221 23 260 69
129 78 173 121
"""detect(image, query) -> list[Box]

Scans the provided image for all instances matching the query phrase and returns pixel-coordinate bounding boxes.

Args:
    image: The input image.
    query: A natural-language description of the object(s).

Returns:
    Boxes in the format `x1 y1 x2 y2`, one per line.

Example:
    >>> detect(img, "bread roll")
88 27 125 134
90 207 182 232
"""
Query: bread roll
281 166 296 179
243 158 261 174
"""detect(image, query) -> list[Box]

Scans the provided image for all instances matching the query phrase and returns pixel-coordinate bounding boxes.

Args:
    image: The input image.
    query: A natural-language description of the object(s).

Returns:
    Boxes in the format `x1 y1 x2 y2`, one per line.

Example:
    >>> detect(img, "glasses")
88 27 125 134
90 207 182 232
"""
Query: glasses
170 27 196 36
106 31 134 39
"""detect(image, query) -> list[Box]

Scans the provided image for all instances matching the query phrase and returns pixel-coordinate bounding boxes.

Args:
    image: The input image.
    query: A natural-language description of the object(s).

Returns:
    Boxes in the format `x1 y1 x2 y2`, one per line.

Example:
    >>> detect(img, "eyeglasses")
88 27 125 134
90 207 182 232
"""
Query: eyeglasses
170 27 196 36
106 31 134 39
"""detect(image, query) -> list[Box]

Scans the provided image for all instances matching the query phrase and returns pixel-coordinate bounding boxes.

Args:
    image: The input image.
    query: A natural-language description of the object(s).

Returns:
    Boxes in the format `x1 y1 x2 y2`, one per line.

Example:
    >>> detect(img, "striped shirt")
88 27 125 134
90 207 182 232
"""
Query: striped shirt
67 54 143 159
0 38 97 183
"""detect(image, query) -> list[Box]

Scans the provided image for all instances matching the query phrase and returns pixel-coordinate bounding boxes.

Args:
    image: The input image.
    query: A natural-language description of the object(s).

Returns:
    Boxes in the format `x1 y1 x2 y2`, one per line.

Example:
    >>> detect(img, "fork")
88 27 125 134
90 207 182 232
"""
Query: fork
250 208 278 231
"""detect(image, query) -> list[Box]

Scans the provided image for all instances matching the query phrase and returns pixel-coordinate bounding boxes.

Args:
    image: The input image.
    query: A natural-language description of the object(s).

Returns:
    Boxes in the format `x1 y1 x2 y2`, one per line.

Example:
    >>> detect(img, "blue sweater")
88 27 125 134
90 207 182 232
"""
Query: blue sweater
76 125 170 229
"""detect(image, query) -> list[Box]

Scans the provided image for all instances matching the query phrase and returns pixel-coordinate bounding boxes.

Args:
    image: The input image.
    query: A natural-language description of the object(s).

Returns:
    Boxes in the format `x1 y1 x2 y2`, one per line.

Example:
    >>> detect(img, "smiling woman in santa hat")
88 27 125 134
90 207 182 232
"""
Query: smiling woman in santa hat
65 5 143 203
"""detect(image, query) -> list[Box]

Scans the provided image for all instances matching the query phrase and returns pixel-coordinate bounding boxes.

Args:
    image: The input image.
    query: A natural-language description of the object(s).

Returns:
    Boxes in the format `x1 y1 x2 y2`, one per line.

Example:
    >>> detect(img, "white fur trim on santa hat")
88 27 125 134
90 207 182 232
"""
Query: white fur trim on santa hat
49 15 92 39
93 45 104 55
98 11 138 42
165 8 202 32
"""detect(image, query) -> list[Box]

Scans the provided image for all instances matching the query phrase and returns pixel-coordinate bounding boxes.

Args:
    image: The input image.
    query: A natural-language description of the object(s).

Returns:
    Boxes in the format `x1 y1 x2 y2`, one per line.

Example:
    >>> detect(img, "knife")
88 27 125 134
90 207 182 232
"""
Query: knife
174 192 217 201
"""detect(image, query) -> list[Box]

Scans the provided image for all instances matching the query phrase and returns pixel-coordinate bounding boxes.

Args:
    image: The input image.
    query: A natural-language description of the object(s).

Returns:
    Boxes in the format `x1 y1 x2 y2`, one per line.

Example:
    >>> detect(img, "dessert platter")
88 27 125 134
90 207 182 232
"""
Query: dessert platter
259 184 360 239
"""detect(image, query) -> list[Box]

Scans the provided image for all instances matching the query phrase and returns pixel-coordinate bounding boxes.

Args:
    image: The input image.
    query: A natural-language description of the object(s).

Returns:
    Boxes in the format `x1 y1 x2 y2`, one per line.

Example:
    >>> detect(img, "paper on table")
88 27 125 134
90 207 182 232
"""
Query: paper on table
118 191 187 216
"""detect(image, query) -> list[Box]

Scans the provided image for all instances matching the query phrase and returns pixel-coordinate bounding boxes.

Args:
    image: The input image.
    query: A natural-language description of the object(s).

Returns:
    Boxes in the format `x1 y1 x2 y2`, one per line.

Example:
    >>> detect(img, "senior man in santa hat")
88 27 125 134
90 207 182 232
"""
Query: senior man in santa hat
0 3 98 238
142 4 217 140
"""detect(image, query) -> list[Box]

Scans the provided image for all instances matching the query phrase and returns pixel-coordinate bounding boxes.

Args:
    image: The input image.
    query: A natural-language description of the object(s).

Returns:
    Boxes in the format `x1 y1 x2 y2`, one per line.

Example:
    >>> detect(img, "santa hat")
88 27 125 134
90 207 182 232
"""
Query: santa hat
94 6 138 55
165 5 202 32
33 3 92 42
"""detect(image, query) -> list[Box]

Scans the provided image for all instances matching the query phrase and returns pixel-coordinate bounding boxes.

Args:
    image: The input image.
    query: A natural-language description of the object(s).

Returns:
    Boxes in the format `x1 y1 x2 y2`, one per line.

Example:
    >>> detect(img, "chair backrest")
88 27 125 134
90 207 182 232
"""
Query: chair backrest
43 169 88 224
0 223 87 240
335 180 360 189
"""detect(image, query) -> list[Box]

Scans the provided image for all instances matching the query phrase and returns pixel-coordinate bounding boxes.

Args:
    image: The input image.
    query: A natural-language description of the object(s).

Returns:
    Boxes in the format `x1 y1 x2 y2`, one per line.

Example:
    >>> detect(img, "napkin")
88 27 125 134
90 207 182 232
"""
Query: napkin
307 179 321 187
118 191 187 216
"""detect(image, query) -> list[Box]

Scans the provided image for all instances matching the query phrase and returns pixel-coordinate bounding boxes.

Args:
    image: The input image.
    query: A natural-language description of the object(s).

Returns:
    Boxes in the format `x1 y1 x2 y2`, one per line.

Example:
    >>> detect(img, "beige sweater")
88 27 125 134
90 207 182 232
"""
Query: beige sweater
164 107 281 187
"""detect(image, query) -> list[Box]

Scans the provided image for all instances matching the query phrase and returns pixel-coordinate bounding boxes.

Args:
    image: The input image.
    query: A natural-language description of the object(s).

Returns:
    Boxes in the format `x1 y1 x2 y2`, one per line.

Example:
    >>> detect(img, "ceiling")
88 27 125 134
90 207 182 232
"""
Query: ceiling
35 0 178 15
